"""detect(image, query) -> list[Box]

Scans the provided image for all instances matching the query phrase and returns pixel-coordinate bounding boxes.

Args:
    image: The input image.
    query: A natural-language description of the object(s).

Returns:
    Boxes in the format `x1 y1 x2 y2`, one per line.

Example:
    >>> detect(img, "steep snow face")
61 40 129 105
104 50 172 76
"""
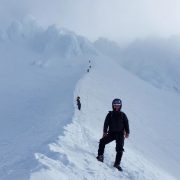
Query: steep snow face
0 19 96 179
95 37 180 94
30 55 180 180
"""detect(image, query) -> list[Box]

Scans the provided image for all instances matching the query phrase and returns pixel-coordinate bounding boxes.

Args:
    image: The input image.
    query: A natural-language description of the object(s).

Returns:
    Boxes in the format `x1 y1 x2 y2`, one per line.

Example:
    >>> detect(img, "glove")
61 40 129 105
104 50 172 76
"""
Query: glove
124 132 129 138
102 133 108 138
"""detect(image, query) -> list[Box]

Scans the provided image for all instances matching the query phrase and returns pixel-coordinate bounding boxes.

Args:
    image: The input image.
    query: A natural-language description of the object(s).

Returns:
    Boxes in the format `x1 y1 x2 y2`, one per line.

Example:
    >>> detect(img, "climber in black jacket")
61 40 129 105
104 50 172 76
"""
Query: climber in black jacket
76 96 81 110
97 98 130 171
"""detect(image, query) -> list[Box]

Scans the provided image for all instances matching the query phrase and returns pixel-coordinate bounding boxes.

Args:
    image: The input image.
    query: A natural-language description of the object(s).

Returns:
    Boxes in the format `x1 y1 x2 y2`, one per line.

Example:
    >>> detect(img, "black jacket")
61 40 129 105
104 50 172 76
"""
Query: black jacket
103 111 130 134
77 99 81 106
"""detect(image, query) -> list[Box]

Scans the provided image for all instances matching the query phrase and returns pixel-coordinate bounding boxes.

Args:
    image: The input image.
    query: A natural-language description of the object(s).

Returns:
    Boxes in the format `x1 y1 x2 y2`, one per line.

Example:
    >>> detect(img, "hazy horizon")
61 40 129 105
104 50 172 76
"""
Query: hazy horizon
1 0 180 44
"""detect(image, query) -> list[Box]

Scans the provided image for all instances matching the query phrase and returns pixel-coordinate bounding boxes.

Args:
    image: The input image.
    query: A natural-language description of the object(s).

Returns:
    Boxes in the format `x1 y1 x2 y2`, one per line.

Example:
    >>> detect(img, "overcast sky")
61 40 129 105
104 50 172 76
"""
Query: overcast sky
1 0 180 43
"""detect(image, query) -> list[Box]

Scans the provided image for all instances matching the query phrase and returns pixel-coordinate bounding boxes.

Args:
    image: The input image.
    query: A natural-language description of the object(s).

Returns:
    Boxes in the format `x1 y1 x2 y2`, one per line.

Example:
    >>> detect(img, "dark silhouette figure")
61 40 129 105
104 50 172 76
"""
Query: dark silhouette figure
76 96 81 110
97 98 130 171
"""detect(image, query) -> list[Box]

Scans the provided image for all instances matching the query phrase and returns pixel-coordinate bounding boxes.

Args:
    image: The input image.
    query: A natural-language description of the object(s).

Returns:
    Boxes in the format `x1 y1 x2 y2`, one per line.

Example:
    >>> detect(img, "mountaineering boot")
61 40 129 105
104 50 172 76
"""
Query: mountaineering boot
114 164 123 171
96 155 104 162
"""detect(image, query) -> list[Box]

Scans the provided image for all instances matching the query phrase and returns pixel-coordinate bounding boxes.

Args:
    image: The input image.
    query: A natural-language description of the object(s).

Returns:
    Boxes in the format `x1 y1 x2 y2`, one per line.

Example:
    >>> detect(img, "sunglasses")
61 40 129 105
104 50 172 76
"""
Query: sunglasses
113 104 121 107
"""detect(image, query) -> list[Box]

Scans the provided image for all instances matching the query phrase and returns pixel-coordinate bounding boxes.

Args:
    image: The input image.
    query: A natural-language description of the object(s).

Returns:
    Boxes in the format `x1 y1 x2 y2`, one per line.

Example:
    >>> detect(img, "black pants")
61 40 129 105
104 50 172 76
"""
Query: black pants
77 103 81 110
98 132 124 165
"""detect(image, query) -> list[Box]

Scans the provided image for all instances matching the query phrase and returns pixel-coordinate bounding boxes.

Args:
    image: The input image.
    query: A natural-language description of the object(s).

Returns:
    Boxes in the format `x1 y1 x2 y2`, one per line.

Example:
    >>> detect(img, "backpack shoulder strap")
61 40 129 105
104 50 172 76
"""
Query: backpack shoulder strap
120 111 126 124
108 111 112 117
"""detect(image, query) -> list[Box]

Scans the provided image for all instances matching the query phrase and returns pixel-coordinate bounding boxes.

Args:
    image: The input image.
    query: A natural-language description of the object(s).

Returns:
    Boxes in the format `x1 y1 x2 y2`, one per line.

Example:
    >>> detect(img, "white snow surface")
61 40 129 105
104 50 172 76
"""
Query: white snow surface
30 56 180 180
0 20 180 180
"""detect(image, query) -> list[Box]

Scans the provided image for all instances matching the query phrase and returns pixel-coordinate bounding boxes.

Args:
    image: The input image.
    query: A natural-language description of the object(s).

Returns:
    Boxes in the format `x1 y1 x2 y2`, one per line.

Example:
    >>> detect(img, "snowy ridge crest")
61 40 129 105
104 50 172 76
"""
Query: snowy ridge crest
0 16 97 58
30 60 178 179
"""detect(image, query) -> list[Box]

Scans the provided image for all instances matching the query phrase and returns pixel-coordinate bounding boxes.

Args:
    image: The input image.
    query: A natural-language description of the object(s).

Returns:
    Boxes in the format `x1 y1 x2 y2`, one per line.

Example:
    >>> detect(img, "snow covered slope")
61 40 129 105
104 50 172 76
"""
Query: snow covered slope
0 19 96 180
30 55 180 180
95 37 180 93
1 19 180 179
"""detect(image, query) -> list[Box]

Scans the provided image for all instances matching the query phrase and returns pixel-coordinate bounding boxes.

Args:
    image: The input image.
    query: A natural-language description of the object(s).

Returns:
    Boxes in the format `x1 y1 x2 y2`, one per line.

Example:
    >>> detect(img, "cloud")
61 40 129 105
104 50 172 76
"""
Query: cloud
0 0 180 43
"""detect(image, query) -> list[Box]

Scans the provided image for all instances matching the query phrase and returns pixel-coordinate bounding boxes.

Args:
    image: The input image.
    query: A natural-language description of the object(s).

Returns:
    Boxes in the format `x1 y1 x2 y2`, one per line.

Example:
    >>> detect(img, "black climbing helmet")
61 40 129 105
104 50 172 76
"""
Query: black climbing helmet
112 98 122 110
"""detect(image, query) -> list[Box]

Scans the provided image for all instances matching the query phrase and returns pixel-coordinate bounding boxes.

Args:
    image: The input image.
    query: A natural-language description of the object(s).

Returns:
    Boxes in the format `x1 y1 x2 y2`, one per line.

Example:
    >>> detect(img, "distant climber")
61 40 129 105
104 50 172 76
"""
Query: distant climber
76 96 81 110
87 59 91 72
96 98 130 171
